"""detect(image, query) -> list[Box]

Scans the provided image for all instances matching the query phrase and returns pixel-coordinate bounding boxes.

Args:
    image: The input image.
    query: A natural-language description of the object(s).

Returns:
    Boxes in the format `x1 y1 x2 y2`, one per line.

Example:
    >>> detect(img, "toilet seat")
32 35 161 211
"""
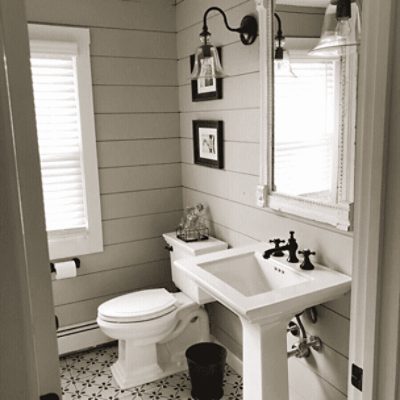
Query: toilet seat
98 289 177 323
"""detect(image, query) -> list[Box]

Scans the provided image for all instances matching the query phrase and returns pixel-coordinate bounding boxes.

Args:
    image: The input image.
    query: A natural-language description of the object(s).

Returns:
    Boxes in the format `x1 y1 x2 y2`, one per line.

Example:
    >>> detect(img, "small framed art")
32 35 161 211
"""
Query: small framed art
190 47 223 102
192 120 224 169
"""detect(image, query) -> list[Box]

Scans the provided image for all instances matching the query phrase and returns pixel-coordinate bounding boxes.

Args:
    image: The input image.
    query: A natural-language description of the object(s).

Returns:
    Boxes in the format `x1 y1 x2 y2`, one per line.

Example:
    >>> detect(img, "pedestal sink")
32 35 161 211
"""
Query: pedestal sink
174 243 351 400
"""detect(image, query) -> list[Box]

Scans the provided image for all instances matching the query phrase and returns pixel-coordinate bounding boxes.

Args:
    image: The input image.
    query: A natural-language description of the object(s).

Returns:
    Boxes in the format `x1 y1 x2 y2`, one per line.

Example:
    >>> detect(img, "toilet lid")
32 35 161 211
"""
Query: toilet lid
98 289 177 323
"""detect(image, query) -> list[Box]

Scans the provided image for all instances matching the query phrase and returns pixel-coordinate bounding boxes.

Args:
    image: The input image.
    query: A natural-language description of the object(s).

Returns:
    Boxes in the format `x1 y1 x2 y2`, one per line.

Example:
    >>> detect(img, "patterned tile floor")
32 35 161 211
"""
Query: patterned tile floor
60 344 243 400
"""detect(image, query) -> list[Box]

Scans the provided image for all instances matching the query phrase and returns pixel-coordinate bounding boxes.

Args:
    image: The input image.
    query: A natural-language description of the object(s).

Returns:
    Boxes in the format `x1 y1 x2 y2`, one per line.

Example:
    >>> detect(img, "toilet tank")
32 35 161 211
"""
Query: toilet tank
162 232 227 304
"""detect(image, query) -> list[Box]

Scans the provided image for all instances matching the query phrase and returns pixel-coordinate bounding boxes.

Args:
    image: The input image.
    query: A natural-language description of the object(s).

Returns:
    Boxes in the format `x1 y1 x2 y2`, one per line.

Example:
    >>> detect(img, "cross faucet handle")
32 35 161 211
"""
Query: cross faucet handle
269 238 285 246
299 249 316 270
269 238 286 257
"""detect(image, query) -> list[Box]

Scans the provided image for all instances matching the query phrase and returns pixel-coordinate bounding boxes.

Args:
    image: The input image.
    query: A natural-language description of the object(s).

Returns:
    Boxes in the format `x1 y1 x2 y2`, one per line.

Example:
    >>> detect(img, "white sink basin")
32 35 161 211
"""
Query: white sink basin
176 243 351 324
175 242 351 400
200 252 308 296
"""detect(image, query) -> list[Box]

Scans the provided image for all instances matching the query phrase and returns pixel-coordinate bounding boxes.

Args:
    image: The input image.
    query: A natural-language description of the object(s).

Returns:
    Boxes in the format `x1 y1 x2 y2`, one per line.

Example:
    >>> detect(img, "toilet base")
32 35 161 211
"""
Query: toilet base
110 306 209 389
111 353 187 389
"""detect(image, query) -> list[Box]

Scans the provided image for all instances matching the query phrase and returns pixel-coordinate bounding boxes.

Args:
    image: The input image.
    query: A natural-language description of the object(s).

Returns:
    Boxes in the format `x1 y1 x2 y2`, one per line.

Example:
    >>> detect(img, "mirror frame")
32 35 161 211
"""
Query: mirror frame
255 0 357 231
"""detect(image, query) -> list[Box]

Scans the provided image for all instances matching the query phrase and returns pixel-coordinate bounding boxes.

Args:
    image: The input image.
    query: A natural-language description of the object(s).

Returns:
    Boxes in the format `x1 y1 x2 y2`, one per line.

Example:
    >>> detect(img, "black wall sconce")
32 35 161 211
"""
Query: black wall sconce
191 7 258 80
274 12 296 78
274 13 285 61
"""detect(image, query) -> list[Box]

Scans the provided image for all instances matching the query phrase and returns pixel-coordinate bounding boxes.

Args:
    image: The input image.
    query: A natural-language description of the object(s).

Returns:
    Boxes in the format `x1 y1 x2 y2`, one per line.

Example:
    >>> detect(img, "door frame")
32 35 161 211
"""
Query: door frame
0 0 61 397
348 0 399 399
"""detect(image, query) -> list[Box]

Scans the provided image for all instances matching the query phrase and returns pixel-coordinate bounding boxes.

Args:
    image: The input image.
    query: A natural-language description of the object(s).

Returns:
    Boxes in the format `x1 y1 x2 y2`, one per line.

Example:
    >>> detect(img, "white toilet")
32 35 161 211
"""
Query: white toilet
97 232 227 389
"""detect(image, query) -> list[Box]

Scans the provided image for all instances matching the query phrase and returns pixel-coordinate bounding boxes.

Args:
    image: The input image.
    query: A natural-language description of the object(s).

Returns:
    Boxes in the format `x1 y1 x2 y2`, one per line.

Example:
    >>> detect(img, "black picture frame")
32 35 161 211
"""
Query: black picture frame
192 120 224 169
190 47 223 102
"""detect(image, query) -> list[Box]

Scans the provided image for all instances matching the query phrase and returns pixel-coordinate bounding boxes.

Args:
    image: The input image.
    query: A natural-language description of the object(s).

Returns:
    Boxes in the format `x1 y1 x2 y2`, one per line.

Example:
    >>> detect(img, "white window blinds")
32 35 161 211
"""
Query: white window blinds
274 58 339 202
29 24 103 260
31 46 88 234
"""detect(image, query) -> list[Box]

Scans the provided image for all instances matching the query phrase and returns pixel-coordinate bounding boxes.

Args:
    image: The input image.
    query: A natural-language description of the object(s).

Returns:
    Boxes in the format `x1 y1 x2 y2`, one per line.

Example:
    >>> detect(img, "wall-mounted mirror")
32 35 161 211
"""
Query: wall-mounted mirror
257 0 360 230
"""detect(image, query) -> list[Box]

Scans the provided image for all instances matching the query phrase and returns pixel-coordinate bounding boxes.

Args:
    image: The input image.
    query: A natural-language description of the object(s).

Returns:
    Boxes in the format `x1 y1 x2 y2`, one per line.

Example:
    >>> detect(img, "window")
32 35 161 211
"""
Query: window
29 24 103 260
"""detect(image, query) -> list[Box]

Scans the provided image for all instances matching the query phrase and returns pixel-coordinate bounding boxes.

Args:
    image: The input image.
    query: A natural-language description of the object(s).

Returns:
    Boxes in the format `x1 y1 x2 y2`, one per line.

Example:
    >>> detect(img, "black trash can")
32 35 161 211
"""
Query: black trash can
185 342 227 400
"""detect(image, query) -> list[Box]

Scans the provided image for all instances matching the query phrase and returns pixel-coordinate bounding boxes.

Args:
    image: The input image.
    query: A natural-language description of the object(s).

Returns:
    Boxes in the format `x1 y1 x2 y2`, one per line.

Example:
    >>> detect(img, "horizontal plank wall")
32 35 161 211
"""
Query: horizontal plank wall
25 0 180 327
177 1 352 399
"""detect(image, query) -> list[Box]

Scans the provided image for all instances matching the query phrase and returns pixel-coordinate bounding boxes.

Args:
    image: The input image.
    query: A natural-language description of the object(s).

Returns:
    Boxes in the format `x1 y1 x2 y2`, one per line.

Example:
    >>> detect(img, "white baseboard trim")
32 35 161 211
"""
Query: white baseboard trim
210 335 243 376
57 320 113 356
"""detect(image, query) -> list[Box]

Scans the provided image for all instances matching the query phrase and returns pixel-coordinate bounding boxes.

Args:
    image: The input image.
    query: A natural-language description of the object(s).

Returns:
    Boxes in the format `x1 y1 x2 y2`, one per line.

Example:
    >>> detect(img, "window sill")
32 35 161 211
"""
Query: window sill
266 192 353 231
48 229 103 261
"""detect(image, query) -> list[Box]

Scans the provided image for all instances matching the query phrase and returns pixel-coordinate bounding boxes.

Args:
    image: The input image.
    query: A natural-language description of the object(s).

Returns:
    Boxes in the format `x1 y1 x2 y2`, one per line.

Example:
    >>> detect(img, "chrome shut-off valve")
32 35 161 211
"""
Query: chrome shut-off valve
287 308 322 359
287 336 323 359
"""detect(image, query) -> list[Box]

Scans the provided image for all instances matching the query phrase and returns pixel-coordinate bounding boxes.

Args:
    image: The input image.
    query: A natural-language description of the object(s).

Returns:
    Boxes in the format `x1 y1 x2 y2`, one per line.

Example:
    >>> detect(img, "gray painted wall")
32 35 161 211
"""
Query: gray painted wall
177 1 352 399
25 0 181 328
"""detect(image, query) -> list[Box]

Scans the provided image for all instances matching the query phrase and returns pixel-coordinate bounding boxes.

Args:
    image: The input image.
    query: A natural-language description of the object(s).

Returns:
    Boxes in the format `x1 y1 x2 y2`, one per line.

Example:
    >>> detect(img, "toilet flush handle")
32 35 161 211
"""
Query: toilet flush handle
165 244 173 252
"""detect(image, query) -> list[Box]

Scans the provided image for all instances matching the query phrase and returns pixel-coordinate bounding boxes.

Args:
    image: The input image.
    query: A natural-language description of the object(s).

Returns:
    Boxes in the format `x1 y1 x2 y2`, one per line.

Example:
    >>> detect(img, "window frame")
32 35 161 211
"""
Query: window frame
29 24 103 260
256 20 357 231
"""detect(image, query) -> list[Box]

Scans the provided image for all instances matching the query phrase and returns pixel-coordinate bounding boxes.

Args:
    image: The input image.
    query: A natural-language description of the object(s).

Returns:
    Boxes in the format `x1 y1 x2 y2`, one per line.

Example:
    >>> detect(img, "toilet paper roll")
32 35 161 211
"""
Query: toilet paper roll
54 260 77 280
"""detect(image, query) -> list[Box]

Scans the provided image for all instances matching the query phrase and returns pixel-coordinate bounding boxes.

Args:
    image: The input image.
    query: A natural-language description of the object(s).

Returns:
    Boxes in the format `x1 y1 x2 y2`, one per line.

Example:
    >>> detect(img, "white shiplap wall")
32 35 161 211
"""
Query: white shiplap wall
25 0 181 327
177 1 352 399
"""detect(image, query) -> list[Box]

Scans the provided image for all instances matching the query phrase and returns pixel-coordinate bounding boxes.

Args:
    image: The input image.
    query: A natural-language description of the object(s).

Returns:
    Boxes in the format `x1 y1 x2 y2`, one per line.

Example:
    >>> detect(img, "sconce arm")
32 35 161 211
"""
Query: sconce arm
201 7 242 37
274 13 284 42
274 13 285 60
200 7 258 45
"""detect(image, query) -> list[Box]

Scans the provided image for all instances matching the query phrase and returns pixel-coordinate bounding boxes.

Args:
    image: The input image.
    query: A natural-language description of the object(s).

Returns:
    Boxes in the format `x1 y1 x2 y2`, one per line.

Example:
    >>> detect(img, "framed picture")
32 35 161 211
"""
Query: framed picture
190 47 223 102
192 120 224 169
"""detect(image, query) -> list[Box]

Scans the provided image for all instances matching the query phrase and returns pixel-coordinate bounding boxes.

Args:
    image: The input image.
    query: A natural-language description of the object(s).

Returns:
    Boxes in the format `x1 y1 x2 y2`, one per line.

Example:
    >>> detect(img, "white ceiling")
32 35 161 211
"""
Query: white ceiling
276 0 329 7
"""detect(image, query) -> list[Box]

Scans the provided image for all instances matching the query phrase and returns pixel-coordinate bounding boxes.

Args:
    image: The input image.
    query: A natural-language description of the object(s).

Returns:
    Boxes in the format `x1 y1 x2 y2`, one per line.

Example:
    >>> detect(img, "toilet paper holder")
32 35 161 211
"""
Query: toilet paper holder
50 258 80 273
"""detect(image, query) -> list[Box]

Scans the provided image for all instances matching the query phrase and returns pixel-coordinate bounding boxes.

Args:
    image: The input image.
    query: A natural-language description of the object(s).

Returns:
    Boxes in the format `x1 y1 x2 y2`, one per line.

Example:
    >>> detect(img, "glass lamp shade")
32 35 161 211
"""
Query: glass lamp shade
190 36 226 80
275 50 297 79
309 1 361 57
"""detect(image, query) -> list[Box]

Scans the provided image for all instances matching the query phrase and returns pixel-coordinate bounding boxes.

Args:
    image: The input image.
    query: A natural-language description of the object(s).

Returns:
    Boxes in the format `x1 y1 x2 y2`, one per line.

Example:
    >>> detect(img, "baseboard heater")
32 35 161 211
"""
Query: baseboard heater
57 320 113 356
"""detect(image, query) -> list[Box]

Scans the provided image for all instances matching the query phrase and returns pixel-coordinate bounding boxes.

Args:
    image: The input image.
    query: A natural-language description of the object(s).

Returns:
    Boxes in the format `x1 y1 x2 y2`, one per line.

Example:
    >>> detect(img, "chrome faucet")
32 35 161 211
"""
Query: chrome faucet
263 231 299 263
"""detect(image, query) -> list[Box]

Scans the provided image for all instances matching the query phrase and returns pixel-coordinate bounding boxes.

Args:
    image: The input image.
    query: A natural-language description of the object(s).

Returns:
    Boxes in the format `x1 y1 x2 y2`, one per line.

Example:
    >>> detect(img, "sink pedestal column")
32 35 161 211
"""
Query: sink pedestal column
241 318 290 400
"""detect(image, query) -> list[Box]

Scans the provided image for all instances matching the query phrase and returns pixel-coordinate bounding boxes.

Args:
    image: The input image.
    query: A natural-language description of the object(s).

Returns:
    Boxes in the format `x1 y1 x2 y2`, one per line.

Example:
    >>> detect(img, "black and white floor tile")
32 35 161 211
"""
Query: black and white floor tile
60 344 243 400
